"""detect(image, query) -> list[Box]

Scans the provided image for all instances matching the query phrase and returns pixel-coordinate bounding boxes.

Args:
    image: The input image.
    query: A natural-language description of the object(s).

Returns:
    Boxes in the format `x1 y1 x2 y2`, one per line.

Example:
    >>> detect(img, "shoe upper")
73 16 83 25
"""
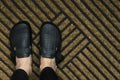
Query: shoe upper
40 23 61 58
10 21 32 58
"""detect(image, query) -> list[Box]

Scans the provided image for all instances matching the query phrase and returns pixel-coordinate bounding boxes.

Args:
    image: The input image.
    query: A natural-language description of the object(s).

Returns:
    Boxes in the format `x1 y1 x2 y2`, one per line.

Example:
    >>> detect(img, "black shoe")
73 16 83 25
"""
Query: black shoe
40 22 64 64
10 21 32 64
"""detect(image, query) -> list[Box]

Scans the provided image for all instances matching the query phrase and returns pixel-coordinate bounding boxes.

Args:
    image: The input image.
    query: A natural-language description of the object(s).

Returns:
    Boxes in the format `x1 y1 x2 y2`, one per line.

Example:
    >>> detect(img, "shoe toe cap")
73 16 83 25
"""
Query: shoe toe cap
11 21 31 34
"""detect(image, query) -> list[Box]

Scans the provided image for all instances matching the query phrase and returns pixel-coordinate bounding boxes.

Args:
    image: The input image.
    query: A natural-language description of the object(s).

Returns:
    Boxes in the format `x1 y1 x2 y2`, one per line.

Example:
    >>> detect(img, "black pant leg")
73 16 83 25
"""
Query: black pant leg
40 67 59 80
11 69 29 80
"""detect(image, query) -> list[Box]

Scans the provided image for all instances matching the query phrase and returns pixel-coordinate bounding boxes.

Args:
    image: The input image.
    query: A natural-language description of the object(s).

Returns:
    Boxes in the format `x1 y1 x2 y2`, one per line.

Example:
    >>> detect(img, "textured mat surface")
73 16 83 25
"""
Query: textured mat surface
0 0 120 80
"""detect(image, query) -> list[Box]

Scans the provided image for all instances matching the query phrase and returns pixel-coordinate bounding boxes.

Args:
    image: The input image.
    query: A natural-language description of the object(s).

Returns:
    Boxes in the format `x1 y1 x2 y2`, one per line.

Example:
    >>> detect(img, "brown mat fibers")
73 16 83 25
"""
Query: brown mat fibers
0 0 120 80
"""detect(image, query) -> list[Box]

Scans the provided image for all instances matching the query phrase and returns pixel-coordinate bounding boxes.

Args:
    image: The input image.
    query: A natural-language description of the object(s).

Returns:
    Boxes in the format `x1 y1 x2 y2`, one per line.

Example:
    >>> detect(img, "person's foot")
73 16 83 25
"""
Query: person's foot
16 55 32 75
40 23 63 71
40 57 57 71
10 21 32 75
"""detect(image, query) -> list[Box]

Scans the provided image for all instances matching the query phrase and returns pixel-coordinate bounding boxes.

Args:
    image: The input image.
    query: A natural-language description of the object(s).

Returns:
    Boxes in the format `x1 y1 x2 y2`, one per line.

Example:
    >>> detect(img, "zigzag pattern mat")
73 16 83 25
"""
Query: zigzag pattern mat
0 0 120 80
